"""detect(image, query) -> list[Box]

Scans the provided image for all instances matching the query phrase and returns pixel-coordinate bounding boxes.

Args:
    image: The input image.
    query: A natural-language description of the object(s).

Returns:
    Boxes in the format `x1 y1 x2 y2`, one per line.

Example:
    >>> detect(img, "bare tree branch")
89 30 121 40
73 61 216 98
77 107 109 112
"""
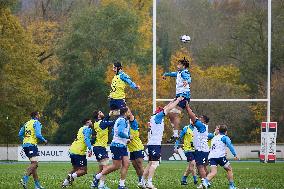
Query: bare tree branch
39 52 54 63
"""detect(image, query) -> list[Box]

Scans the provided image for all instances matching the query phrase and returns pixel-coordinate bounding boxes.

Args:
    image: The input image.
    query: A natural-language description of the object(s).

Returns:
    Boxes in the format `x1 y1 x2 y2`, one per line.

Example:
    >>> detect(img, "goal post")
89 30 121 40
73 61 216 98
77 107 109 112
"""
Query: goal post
152 0 276 163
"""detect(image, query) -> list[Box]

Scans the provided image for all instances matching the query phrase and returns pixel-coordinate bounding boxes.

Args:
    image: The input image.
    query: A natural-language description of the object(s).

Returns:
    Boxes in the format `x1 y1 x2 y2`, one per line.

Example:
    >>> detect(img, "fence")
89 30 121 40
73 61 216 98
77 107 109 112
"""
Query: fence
0 144 283 161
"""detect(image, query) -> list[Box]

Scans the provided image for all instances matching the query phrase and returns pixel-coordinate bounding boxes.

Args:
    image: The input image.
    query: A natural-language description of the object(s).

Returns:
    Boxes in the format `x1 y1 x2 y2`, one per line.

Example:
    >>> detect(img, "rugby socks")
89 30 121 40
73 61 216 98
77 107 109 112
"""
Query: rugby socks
71 172 77 179
193 175 197 183
63 179 69 185
138 176 142 182
22 175 29 183
229 181 235 186
203 178 209 186
99 180 105 187
148 177 153 185
141 176 146 184
182 175 187 182
96 173 103 180
119 179 125 186
34 180 41 188
173 130 179 137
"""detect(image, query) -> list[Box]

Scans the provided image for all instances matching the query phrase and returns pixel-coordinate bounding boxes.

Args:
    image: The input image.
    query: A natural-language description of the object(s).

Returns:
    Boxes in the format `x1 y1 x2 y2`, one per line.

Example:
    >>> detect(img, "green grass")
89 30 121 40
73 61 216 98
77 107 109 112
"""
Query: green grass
0 161 283 189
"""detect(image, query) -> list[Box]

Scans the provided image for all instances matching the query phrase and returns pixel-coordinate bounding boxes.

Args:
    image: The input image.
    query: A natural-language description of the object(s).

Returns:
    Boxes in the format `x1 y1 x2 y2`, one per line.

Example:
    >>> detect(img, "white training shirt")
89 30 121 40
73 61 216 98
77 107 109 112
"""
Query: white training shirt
176 70 190 95
147 114 164 146
112 117 130 146
208 134 228 159
193 122 209 152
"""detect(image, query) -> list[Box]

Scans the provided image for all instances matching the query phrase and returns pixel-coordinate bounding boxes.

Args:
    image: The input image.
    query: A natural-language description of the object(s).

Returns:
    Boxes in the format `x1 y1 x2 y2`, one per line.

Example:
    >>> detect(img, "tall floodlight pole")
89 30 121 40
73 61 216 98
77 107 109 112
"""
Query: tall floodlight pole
265 0 272 163
153 0 157 113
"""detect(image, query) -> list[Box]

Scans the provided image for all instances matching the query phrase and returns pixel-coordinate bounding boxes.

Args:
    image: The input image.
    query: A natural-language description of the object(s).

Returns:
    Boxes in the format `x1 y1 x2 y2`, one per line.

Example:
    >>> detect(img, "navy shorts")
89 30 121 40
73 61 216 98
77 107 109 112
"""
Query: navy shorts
147 145 161 161
110 146 128 160
209 157 229 167
176 96 190 109
184 151 195 162
130 150 145 160
109 99 126 110
194 151 209 166
23 146 39 158
93 146 109 161
70 154 87 167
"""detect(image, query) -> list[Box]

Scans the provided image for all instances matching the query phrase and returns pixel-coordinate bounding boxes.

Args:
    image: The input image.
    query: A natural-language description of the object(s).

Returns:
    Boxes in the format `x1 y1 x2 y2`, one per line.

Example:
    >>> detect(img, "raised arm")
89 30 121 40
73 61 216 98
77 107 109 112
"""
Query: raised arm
185 106 207 133
185 105 197 123
163 72 177 77
100 115 115 129
174 126 187 149
163 96 184 115
120 72 139 90
130 119 139 130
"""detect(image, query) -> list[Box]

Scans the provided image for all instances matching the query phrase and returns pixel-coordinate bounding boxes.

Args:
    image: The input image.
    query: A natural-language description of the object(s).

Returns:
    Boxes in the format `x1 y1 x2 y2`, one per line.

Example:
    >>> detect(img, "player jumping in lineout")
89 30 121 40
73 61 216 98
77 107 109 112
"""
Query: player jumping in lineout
109 61 140 116
162 57 191 142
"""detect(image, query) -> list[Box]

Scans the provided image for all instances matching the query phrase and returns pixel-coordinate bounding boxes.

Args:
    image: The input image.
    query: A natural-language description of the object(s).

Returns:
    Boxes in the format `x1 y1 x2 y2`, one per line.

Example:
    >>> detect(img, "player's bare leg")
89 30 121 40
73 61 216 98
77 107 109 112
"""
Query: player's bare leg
92 160 122 188
167 110 181 143
141 163 151 188
224 165 236 189
97 159 109 188
120 156 130 179
62 166 87 188
181 160 197 185
117 156 130 188
22 158 44 189
145 161 158 189
131 158 144 186
101 160 122 175
205 166 217 180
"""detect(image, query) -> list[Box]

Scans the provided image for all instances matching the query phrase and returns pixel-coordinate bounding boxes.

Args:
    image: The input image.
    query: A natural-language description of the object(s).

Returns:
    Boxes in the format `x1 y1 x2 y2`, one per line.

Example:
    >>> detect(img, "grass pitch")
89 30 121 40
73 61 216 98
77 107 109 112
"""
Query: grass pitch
0 161 283 189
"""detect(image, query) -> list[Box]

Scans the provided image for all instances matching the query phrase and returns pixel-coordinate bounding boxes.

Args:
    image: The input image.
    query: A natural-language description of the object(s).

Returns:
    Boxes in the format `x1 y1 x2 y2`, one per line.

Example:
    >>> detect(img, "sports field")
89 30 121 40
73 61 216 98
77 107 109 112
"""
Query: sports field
0 161 283 189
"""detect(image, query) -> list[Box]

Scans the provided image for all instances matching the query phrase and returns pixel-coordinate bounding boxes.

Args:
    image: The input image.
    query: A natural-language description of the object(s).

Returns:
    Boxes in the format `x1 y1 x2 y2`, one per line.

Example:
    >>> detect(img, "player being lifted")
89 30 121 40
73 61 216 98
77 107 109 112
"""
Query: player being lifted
174 122 198 186
142 97 184 189
92 110 116 189
185 105 210 189
61 118 93 188
109 61 140 115
127 111 145 188
92 107 132 189
202 125 238 189
18 111 48 189
162 57 191 142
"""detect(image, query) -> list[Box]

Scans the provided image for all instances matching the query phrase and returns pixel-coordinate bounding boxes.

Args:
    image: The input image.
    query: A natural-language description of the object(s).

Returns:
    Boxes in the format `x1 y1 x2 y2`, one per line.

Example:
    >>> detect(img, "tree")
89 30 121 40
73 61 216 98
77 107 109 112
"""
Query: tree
0 5 50 143
48 0 143 143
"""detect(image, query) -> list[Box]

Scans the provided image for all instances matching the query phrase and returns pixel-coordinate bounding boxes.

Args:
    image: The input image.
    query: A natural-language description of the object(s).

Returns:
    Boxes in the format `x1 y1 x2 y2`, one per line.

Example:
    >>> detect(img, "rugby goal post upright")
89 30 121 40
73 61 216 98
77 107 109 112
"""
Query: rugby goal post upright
152 0 276 163
152 0 157 114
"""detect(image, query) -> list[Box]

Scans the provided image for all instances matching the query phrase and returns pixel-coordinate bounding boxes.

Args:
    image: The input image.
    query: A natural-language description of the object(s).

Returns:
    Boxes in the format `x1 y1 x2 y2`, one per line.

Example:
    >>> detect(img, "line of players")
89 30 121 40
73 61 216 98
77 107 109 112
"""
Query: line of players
18 59 238 189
